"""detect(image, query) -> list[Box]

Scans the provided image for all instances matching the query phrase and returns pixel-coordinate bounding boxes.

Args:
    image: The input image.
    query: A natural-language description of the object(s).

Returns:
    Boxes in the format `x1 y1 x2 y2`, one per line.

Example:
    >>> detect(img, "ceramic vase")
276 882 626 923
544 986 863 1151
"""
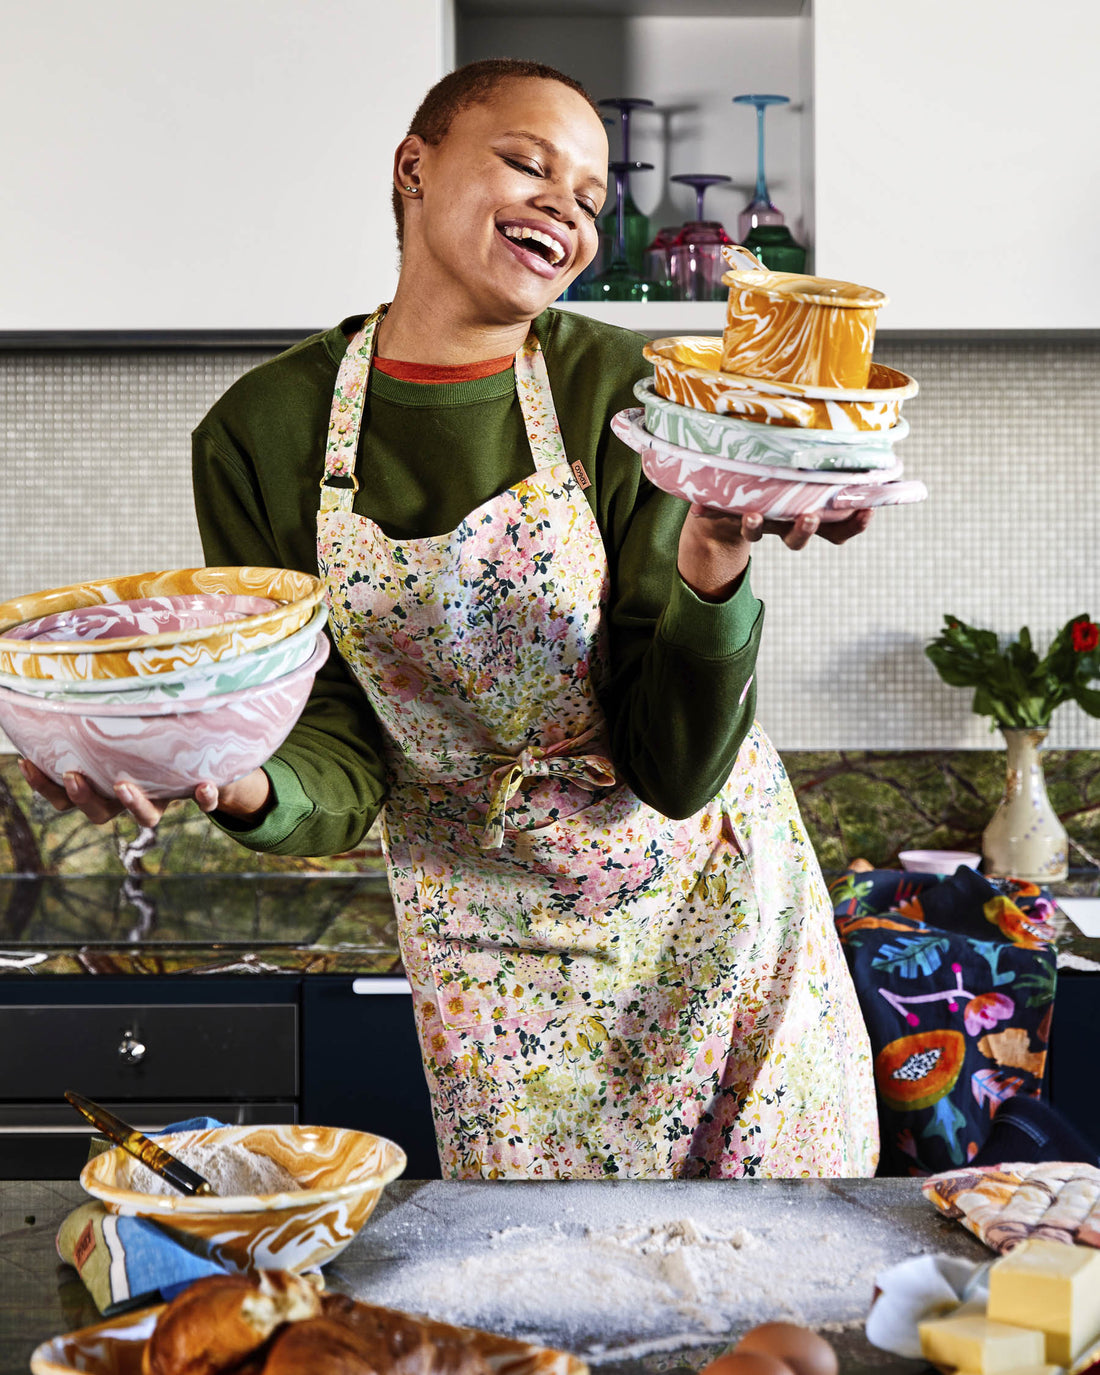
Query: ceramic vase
981 727 1068 882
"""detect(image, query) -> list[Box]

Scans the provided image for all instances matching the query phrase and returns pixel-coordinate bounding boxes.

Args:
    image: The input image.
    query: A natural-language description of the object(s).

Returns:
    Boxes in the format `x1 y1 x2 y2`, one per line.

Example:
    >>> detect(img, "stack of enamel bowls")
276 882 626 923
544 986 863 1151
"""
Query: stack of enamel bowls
0 566 329 799
612 244 926 522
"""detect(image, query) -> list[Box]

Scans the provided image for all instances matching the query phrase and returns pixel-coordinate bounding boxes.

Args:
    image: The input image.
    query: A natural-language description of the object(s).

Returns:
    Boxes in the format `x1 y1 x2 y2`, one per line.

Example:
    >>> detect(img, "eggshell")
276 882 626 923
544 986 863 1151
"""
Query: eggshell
701 1353 793 1375
735 1321 838 1375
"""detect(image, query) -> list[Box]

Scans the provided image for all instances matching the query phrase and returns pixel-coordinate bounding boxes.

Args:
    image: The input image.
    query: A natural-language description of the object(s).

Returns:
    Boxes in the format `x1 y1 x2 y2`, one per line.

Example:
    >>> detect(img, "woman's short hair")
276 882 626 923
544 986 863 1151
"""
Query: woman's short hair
392 58 600 250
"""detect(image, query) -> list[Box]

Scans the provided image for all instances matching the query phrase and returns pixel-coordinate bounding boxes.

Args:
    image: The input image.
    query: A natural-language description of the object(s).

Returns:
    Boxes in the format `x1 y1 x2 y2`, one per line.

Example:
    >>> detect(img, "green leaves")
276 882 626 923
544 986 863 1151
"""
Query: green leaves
925 613 1100 728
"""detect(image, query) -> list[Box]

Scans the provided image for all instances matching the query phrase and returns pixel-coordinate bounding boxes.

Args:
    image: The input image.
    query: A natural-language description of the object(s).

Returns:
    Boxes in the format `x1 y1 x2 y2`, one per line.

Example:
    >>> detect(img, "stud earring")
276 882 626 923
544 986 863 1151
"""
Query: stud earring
405 185 418 194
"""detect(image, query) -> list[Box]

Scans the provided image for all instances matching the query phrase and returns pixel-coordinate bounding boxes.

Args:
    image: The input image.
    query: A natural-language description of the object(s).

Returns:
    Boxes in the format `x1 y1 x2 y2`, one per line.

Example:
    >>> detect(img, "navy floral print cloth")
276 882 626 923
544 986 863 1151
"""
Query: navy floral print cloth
830 865 1058 1177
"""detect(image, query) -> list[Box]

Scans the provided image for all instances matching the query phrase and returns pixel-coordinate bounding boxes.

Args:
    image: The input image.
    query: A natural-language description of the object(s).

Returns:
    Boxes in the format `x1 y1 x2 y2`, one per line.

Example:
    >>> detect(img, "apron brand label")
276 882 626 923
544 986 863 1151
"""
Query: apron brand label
570 460 591 490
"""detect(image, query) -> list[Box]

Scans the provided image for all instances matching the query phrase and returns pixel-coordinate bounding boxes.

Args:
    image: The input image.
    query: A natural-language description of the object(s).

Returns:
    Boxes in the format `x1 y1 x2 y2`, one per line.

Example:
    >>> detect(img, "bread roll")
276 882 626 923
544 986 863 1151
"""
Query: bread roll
260 1317 380 1374
321 1293 517 1375
142 1271 321 1375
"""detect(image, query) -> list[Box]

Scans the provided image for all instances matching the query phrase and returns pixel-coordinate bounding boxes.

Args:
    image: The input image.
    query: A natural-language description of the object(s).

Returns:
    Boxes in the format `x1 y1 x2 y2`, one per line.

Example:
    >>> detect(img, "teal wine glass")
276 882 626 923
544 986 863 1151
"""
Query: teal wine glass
732 93 806 272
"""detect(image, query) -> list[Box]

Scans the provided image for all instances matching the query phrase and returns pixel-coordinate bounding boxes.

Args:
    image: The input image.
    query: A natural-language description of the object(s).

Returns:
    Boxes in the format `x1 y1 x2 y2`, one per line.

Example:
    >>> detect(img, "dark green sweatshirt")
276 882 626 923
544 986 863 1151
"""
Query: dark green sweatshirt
191 307 763 856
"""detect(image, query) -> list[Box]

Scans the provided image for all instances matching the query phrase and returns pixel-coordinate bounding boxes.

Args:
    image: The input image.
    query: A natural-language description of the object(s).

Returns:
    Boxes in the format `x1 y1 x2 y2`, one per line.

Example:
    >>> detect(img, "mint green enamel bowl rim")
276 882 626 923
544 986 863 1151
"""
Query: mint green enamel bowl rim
0 603 329 701
634 378 910 454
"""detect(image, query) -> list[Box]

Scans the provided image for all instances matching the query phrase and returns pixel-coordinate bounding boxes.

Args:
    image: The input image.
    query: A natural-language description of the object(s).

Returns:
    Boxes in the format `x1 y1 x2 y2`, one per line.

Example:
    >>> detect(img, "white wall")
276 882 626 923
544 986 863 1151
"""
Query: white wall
812 0 1100 327
0 0 447 331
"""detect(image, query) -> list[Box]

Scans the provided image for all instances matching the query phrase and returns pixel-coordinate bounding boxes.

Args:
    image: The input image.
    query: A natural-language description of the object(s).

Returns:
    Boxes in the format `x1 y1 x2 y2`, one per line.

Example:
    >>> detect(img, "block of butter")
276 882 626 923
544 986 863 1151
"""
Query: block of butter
988 1237 1100 1364
918 1309 1045 1373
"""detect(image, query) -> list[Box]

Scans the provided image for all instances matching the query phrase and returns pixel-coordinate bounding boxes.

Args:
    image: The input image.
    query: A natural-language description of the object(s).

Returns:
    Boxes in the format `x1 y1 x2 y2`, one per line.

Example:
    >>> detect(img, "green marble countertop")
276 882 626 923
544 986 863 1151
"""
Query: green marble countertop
0 869 1097 978
0 874 401 976
1 1176 983 1374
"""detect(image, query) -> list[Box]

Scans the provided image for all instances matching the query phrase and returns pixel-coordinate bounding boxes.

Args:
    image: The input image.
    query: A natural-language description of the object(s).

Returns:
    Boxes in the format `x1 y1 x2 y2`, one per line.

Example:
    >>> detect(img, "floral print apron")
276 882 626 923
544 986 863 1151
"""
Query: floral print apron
316 307 879 1180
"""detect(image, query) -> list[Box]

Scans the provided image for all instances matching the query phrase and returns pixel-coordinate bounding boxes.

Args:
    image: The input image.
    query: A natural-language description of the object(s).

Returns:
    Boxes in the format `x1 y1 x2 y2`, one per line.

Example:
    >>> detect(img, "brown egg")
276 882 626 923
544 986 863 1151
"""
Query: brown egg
734 1322 838 1375
701 1352 793 1375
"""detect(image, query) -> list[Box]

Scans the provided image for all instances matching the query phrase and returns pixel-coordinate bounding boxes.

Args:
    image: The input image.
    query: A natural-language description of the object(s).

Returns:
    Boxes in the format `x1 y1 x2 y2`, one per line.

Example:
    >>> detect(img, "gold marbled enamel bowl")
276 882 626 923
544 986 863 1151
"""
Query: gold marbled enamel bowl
644 336 918 432
0 567 325 681
80 1124 407 1274
719 243 888 389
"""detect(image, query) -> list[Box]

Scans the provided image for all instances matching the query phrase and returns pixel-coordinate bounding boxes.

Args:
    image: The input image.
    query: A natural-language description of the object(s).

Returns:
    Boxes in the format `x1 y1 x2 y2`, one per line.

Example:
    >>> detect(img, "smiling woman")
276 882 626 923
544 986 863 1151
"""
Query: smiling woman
28 58 880 1184
385 64 608 345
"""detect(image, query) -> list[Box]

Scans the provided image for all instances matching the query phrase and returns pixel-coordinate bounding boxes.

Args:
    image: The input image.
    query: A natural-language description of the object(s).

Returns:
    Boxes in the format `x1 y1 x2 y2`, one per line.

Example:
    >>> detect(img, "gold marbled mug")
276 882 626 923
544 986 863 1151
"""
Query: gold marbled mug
720 244 887 390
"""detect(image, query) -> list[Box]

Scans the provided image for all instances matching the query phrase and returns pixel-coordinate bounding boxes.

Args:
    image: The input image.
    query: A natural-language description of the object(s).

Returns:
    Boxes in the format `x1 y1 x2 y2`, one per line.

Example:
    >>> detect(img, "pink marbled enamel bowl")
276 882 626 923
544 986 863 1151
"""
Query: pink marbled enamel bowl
80 1123 406 1275
6 594 277 643
0 634 329 799
0 567 325 681
613 409 927 523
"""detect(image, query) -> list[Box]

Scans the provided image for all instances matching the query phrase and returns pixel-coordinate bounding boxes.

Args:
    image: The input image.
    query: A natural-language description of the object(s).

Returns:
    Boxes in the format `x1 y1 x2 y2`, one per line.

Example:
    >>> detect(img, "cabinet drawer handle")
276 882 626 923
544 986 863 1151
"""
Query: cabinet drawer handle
351 978 412 995
117 1030 146 1064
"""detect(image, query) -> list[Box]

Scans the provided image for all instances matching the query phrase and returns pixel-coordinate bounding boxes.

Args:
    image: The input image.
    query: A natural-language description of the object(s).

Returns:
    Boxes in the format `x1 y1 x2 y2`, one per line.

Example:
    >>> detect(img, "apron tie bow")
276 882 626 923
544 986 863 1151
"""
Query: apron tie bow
480 730 617 850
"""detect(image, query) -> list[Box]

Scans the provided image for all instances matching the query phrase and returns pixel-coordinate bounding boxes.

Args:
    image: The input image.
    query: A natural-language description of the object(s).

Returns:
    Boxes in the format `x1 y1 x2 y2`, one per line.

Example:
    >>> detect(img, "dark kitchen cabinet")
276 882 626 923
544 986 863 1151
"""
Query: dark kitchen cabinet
0 975 439 1180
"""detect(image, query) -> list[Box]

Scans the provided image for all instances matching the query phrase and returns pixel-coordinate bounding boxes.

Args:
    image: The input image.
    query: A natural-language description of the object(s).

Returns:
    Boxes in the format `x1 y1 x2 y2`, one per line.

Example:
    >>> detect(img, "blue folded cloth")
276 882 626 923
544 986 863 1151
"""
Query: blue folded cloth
56 1117 228 1315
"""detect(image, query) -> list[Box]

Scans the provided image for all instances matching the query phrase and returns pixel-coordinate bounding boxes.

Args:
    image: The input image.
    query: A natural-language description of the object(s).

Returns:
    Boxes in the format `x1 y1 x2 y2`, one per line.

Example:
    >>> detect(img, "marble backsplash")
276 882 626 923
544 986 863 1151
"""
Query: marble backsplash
2 749 1097 880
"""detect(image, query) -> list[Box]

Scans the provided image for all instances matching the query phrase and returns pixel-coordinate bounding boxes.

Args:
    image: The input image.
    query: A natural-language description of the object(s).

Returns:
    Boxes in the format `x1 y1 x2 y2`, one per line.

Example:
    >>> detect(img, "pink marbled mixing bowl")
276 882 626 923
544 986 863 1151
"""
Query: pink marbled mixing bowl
7 594 278 643
0 635 329 799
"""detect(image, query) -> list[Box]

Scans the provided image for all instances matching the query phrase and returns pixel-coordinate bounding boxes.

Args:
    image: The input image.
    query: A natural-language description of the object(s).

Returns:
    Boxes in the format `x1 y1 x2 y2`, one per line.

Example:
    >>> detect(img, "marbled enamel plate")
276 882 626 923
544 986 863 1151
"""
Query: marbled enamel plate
613 408 927 522
29 1301 589 1375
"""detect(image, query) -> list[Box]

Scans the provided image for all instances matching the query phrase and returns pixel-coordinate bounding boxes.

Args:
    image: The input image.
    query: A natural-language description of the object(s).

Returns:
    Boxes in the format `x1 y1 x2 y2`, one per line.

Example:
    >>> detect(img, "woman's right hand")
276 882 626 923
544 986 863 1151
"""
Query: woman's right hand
16 759 272 829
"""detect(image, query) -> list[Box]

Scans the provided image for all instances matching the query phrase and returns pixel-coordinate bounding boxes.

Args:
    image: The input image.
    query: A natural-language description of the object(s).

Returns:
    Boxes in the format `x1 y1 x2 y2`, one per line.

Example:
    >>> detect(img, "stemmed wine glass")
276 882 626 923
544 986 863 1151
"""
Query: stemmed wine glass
597 97 653 275
732 93 806 272
578 161 669 301
669 173 733 300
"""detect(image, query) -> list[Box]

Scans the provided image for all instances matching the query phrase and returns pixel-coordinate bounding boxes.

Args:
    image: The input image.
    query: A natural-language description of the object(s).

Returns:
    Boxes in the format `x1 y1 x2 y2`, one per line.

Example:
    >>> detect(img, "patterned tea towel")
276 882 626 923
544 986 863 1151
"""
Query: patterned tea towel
923 1159 1100 1253
830 866 1058 1176
56 1117 226 1316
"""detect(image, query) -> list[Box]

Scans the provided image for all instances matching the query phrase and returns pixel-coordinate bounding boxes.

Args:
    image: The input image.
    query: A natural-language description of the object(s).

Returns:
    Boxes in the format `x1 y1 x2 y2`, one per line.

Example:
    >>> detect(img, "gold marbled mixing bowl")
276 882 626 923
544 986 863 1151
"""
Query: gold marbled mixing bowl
0 567 325 681
79 1124 407 1274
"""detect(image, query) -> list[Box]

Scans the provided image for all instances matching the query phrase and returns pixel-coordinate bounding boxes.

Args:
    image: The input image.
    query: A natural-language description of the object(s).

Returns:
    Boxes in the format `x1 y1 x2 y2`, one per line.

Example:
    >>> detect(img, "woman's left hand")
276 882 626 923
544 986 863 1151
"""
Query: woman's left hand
677 506 874 603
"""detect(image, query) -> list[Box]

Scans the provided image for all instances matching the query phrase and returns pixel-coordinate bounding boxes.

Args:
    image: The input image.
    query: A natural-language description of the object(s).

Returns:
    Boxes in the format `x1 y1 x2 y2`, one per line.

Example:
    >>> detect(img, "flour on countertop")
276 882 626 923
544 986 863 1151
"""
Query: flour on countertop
352 1203 911 1363
125 1140 299 1197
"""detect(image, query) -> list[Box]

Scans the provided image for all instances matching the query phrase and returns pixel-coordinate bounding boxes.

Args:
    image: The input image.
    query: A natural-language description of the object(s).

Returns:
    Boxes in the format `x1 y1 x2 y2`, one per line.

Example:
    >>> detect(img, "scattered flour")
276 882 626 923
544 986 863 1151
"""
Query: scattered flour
351 1204 906 1363
125 1140 299 1197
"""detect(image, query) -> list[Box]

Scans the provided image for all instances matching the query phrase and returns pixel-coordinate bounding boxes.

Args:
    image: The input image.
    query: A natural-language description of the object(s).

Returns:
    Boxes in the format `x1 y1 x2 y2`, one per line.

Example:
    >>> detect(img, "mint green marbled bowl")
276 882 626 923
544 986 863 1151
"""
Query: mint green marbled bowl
634 378 909 472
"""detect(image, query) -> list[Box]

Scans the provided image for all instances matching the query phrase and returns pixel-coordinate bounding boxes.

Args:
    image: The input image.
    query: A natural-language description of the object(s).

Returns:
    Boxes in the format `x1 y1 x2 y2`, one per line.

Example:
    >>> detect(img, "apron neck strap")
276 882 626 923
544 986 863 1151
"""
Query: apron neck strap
320 309 564 512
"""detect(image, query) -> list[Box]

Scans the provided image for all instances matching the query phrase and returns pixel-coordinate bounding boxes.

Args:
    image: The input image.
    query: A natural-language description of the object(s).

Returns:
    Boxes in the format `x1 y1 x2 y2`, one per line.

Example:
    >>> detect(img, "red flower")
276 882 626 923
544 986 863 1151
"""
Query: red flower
1072 619 1100 653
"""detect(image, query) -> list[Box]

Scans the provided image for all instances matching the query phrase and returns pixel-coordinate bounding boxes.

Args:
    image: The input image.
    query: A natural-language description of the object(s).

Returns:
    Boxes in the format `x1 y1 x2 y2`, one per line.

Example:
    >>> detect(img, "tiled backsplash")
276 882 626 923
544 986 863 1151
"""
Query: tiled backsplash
1 334 1098 751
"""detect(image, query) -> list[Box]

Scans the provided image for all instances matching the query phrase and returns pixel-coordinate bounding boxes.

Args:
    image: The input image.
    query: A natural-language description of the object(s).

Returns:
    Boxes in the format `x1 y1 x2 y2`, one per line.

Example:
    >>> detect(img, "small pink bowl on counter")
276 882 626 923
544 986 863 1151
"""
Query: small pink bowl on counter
898 850 983 874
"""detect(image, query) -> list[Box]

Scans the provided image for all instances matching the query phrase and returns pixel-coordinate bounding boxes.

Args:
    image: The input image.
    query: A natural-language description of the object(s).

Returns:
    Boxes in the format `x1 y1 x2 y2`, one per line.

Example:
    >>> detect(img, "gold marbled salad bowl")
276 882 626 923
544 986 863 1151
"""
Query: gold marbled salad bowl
80 1123 407 1274
0 567 325 681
